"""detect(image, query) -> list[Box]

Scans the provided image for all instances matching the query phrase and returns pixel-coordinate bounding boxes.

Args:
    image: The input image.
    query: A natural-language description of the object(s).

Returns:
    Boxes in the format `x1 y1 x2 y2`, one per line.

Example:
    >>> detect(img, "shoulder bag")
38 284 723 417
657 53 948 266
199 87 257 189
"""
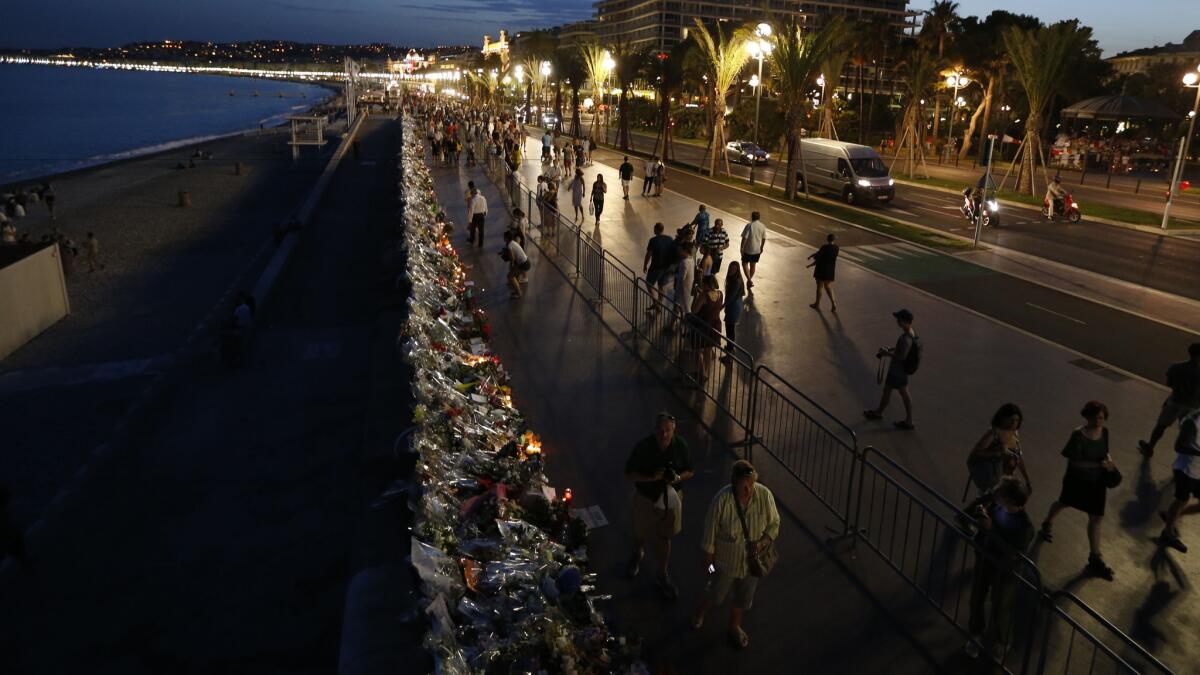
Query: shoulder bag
734 492 777 577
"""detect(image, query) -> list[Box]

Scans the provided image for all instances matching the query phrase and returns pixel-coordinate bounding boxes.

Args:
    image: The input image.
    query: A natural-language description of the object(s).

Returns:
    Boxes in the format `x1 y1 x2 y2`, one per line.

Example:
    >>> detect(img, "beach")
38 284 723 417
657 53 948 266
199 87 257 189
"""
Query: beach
0 117 343 527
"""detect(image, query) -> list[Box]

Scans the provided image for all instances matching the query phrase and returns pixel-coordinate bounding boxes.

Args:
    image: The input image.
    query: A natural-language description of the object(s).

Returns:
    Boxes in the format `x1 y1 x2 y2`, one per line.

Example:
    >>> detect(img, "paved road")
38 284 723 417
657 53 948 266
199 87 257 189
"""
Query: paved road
575 124 1200 301
526 136 1197 383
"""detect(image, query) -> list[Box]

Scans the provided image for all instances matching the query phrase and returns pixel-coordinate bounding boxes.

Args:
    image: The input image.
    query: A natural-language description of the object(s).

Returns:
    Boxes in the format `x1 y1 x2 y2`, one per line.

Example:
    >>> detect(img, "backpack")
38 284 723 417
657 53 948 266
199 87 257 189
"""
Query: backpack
902 335 922 375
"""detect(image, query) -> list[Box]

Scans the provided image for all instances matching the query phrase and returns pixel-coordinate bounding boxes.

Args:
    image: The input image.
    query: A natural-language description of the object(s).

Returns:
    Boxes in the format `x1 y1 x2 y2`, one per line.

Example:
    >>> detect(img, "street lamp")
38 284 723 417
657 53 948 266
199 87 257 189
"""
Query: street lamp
817 73 826 107
945 72 968 156
1163 66 1200 229
602 50 616 143
747 26 773 147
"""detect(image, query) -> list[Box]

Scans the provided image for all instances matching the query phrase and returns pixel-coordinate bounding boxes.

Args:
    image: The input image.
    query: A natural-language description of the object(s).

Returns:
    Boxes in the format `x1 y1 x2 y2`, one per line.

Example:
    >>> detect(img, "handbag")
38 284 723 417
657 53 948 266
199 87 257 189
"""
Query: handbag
1102 458 1122 489
588 202 594 216
734 491 777 577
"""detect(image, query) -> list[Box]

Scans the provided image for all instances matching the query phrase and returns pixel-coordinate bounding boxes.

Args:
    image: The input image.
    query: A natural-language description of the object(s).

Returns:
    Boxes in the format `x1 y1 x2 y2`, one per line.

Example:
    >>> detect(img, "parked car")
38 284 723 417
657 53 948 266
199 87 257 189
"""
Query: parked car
540 111 560 127
794 139 895 205
725 140 770 165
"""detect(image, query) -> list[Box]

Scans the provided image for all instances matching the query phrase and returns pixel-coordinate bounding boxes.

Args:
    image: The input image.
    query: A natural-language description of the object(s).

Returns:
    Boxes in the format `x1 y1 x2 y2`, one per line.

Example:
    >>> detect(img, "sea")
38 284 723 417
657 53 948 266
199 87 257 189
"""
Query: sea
0 64 333 184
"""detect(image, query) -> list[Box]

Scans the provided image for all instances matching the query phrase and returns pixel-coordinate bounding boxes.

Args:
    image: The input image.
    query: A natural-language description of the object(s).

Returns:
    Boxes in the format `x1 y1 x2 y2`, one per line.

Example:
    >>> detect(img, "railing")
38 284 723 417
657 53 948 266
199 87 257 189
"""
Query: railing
461 132 1168 675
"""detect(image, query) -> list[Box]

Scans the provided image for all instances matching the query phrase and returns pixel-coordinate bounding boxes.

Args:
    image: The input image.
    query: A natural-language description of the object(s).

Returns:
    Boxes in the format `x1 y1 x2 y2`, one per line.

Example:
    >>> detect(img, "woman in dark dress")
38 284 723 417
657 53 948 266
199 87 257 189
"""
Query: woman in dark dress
807 233 839 312
1039 400 1117 580
689 275 724 381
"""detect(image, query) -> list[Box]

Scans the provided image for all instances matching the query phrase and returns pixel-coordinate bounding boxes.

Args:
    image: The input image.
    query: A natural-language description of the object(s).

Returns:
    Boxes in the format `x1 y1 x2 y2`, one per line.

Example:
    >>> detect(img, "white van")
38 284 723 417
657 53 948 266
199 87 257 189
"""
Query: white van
795 139 895 205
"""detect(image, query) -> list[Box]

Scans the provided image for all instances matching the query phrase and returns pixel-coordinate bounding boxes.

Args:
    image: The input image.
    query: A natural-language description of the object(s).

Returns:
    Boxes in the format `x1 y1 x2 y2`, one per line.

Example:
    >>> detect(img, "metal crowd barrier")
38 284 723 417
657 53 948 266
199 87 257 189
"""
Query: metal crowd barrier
457 132 1171 675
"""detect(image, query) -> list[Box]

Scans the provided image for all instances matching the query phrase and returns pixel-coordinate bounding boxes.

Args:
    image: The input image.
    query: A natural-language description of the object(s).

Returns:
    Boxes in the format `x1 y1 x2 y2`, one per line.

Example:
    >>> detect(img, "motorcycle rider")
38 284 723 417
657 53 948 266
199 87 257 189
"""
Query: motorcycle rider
1045 176 1066 218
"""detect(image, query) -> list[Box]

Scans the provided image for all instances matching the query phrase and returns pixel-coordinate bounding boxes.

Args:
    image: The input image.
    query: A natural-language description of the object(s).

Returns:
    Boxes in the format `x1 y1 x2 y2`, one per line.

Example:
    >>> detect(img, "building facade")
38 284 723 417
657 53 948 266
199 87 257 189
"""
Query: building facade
594 0 913 52
1106 30 1200 76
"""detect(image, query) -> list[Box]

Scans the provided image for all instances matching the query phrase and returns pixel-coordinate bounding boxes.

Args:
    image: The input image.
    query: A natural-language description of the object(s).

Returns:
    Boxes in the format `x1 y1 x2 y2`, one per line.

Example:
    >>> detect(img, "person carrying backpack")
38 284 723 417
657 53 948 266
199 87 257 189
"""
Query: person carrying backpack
864 308 920 430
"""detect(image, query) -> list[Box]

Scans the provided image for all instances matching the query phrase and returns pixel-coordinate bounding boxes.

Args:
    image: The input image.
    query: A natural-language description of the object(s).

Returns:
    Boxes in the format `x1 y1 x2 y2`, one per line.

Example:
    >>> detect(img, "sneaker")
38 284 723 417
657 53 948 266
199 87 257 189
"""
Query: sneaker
809 303 820 310
627 551 643 578
1162 532 1188 553
1138 440 1154 458
863 409 882 420
1086 555 1114 581
656 573 679 601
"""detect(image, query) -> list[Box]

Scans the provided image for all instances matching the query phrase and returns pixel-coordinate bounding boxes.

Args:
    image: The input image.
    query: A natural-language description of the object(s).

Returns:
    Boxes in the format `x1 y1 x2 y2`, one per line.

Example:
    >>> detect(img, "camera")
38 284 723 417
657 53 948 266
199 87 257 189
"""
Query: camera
662 461 678 484
875 346 890 359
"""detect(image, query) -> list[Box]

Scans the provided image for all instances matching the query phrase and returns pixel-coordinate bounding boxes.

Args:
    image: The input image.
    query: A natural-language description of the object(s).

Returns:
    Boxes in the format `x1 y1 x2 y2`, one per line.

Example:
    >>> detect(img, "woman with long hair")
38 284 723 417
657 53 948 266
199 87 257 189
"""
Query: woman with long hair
721 263 746 363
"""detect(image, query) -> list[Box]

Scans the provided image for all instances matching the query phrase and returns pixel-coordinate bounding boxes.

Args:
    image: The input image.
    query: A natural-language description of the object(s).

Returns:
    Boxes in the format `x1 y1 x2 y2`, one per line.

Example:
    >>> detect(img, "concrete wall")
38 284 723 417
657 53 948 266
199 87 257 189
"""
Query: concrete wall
0 244 70 361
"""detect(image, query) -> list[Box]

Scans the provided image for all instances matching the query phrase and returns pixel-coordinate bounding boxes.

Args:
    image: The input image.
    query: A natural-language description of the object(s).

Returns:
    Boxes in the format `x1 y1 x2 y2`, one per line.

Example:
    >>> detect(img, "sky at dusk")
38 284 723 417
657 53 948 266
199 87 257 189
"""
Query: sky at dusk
1 0 1194 56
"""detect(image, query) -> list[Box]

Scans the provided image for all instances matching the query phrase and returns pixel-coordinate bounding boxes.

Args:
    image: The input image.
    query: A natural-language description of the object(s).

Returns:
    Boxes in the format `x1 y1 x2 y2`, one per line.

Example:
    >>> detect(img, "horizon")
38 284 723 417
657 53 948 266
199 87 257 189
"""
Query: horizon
0 2 1196 59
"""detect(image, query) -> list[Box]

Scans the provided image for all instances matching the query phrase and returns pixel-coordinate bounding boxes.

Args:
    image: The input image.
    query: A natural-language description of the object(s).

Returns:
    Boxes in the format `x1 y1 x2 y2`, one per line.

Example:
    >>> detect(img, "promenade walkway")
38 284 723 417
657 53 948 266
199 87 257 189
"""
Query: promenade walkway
474 136 1199 670
430 156 950 673
0 118 413 674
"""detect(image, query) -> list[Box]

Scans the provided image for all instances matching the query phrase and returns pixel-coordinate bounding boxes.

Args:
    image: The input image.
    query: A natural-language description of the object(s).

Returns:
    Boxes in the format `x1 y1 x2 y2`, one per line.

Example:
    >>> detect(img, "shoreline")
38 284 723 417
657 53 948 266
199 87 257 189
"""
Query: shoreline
0 63 342 189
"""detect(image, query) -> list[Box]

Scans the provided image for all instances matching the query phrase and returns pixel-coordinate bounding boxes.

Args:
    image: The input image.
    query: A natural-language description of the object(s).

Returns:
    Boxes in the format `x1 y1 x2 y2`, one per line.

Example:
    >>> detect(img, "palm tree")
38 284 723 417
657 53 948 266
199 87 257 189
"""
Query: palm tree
653 39 693 161
1003 21 1092 194
862 16 896 143
817 47 850 140
921 1 961 143
557 50 589 137
610 42 648 151
578 40 611 137
691 18 751 176
770 18 849 198
894 42 942 178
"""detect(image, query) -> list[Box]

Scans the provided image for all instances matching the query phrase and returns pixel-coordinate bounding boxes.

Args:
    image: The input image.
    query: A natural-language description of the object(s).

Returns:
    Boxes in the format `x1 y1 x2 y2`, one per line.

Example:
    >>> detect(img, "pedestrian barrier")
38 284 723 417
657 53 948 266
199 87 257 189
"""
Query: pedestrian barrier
463 133 1168 674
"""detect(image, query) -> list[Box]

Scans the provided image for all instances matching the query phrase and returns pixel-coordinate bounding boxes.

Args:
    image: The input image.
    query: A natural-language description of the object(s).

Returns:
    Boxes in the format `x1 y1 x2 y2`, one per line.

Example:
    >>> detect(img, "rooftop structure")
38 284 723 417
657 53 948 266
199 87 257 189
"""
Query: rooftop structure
1106 30 1200 76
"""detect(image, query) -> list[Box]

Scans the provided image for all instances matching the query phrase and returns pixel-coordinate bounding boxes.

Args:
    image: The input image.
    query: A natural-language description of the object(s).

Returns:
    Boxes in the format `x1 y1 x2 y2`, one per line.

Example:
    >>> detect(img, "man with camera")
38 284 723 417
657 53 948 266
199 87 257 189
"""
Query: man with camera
625 412 694 600
864 308 920 430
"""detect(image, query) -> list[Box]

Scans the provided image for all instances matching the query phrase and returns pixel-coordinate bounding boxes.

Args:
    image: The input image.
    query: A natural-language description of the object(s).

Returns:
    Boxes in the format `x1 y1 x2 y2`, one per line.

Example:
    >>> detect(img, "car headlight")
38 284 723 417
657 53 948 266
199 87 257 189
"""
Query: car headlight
888 179 895 186
987 200 999 211
857 179 871 187
763 153 770 159
1073 201 1080 208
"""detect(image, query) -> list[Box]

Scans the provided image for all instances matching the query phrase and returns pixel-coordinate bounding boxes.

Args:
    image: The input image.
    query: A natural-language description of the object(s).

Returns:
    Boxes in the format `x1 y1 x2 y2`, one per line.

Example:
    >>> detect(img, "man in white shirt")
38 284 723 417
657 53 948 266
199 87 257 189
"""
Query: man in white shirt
467 187 488 247
1161 409 1200 553
642 156 657 196
740 211 767 288
503 231 531 298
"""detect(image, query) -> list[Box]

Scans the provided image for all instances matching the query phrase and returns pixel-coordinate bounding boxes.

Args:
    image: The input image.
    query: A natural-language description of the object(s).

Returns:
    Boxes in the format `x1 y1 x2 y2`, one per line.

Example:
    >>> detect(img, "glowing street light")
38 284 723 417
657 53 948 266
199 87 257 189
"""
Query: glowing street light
1163 65 1200 229
944 72 969 153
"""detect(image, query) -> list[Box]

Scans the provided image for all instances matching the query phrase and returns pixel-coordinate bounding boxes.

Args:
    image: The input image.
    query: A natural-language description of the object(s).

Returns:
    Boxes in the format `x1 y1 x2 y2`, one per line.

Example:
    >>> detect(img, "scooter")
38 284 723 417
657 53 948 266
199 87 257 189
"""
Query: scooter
961 189 1001 227
1042 193 1082 223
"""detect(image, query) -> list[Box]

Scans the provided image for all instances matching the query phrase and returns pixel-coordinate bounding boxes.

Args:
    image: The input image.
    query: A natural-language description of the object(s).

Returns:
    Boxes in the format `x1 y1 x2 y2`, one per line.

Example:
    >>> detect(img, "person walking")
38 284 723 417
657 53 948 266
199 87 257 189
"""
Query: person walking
739 212 767 289
692 460 780 649
83 232 105 272
589 174 607 227
1159 408 1200 553
691 205 711 246
1039 401 1118 581
625 412 694 600
541 129 553 162
1139 343 1200 458
863 309 919 430
721 263 746 363
964 477 1034 659
644 222 678 307
563 142 575 175
690 275 724 382
703 218 730 275
466 187 488 247
569 169 586 223
502 231 531 298
642 156 657 196
619 156 635 199
653 158 666 197
673 241 697 317
807 233 839 312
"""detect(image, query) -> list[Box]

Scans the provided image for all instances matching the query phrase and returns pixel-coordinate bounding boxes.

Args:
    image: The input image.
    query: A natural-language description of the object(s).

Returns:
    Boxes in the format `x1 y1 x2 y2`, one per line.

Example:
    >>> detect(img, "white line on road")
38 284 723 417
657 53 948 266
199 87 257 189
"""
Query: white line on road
1025 302 1087 325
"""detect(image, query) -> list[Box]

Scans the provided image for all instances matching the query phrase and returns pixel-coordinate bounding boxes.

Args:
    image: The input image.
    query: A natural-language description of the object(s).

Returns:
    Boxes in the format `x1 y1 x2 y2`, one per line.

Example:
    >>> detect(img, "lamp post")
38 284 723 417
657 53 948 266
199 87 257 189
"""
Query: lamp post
540 60 552 123
945 72 968 159
1163 67 1200 229
747 23 772 185
602 50 616 145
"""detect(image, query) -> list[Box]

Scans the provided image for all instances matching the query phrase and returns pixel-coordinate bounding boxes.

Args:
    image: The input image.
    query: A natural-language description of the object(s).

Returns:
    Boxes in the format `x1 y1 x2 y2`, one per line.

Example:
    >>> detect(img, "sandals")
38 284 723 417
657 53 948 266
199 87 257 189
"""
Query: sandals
728 627 749 649
1038 522 1054 543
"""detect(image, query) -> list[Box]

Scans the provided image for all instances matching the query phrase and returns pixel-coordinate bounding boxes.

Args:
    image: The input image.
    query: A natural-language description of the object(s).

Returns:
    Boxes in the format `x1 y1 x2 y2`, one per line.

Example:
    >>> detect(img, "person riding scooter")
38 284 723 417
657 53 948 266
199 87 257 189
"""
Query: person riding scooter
1045 176 1066 218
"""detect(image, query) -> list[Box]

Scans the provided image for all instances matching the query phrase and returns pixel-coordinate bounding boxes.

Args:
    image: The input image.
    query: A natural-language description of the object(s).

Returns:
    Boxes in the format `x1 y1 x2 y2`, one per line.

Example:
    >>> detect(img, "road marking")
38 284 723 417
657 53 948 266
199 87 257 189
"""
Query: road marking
1026 302 1087 325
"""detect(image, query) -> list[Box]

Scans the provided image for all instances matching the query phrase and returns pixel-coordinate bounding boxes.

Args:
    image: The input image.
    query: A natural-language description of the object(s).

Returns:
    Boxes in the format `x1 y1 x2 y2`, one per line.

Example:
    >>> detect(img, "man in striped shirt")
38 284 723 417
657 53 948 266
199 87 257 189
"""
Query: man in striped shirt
701 218 730 274
694 460 780 649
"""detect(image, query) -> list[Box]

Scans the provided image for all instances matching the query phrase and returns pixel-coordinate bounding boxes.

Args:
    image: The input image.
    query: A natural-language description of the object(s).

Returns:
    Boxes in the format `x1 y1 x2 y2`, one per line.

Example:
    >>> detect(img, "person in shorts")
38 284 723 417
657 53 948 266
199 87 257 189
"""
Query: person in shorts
739 211 766 288
625 412 693 600
693 460 779 650
502 231 531 298
864 309 918 430
619 156 635 199
1139 343 1200 458
1160 408 1200 553
643 222 679 308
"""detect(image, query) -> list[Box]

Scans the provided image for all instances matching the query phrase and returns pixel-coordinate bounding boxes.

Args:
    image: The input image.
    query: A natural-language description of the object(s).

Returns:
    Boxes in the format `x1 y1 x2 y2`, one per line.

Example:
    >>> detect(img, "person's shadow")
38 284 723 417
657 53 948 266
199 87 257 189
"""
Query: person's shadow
1119 457 1171 530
